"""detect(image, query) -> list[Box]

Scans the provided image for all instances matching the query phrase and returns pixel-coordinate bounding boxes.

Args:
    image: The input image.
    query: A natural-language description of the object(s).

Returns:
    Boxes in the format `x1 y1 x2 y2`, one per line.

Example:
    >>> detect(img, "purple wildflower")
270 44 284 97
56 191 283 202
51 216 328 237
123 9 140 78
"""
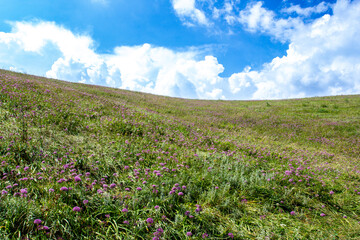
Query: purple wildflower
186 232 192 236
34 219 42 224
146 218 154 224
83 199 89 204
72 206 81 212
122 208 128 213
74 176 81 182
60 187 68 191
228 233 234 238
20 189 28 194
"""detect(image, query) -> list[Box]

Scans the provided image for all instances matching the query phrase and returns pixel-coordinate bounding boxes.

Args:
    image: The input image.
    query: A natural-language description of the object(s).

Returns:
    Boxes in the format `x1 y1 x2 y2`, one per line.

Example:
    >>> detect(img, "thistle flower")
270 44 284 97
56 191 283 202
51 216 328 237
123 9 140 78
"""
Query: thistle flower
34 219 42 224
74 176 81 182
146 218 154 224
73 206 81 212
122 208 128 213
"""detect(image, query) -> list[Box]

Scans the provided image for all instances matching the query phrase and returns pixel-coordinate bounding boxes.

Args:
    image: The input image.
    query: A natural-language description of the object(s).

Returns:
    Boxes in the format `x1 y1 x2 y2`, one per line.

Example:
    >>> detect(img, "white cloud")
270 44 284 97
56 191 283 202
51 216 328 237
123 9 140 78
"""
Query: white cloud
238 1 304 42
0 21 225 99
282 2 332 17
0 0 360 100
171 0 210 26
229 0 360 99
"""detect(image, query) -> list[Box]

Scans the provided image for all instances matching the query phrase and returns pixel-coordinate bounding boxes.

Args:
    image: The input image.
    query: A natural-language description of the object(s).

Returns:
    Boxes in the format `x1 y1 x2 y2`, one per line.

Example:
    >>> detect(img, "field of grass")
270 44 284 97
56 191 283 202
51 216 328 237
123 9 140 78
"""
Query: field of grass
0 69 359 239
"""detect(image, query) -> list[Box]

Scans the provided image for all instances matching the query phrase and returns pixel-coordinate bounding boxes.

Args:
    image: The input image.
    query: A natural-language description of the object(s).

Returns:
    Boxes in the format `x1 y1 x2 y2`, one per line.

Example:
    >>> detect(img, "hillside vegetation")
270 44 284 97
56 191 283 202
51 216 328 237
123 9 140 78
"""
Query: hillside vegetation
0 69 359 239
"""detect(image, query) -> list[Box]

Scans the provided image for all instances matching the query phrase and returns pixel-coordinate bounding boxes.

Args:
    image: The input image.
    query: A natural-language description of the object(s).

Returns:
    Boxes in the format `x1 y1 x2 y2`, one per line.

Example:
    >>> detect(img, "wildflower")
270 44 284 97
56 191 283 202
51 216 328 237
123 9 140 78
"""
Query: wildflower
43 226 49 230
110 183 116 189
290 211 296 215
320 213 326 217
73 206 81 212
20 189 28 194
2 190 8 195
228 233 234 238
123 220 129 224
185 211 190 216
178 192 184 196
329 190 334 195
74 176 81 182
34 219 42 224
83 200 89 204
202 233 209 238
186 232 192 236
60 187 68 191
154 205 160 209
146 218 154 224
122 208 128 213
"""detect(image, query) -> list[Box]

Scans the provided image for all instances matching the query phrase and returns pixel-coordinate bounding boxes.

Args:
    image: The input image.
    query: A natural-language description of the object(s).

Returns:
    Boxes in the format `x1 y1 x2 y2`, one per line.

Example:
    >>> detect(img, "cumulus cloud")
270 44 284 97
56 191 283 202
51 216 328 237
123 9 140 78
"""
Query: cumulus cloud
238 1 304 42
231 0 360 99
171 0 210 26
0 0 360 100
0 21 225 99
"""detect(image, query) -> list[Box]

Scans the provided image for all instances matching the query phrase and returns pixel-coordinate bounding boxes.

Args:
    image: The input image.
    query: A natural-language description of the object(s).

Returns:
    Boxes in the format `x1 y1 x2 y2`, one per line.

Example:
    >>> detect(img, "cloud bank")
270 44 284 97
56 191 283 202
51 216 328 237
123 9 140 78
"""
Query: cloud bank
0 0 360 100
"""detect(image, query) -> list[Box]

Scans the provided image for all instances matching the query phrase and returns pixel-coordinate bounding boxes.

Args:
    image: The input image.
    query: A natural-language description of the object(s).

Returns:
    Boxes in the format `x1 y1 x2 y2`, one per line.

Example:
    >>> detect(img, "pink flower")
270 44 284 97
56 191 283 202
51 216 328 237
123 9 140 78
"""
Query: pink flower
34 219 42 224
73 206 81 212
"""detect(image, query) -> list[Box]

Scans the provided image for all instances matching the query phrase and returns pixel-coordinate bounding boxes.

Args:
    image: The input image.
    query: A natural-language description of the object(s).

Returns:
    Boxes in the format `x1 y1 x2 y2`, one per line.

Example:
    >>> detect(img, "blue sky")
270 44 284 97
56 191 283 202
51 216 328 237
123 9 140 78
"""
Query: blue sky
0 0 359 100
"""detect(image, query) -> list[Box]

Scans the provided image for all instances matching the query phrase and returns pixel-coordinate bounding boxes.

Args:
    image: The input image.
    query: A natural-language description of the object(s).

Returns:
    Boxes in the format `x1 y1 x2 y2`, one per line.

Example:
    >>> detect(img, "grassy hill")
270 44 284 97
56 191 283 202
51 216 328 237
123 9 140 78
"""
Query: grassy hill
0 69 359 239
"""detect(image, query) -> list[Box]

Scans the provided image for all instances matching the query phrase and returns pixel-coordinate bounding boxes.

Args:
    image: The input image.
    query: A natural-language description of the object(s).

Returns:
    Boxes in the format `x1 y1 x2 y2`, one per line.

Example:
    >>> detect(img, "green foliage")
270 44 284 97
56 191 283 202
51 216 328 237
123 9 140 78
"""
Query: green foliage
0 69 359 239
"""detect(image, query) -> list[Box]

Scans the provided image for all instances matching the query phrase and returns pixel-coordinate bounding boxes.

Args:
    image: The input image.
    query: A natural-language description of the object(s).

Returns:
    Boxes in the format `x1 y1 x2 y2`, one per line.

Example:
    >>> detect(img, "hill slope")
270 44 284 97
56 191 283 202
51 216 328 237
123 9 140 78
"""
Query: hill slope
0 69 359 239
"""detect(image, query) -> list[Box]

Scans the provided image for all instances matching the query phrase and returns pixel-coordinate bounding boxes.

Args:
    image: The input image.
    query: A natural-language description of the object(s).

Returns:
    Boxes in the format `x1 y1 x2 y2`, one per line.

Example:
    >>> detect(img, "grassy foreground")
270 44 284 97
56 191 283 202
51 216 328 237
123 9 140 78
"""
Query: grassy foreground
0 69 359 239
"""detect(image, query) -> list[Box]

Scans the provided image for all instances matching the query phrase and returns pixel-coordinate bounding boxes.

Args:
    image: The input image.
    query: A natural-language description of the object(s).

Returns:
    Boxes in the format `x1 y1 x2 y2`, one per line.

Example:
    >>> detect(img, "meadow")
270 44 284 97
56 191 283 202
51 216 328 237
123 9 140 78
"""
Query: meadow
0 69 359 239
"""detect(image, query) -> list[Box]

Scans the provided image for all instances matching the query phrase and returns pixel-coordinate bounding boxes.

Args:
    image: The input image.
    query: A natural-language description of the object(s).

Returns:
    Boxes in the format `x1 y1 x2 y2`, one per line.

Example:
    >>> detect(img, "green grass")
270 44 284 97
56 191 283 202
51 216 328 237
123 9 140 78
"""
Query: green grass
0 69 359 239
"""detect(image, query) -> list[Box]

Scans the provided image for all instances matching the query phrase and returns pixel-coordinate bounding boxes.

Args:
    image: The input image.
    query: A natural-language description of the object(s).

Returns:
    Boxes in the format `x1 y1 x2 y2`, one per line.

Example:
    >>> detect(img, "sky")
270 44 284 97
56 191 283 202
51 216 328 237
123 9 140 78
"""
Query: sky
0 0 359 100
